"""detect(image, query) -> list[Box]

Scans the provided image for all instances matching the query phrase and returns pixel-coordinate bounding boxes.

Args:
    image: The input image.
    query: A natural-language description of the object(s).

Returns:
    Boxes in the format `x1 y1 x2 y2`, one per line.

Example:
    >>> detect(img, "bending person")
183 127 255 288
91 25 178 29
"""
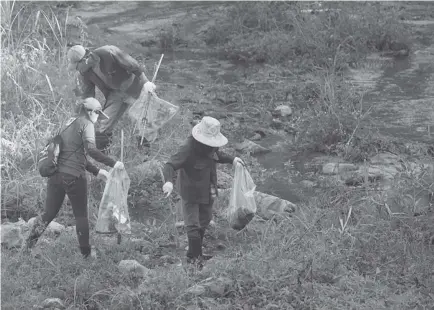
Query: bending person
67 44 156 152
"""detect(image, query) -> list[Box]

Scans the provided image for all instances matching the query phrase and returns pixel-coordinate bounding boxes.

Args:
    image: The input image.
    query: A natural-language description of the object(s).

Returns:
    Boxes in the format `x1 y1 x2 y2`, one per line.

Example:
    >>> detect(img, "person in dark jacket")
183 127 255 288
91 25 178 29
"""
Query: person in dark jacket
162 116 244 268
67 44 157 152
22 98 124 258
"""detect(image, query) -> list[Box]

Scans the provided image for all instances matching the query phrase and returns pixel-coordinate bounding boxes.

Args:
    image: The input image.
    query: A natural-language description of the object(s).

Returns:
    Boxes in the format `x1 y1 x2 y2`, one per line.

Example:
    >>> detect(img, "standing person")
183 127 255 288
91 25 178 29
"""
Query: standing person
162 116 245 268
67 44 157 152
23 98 125 258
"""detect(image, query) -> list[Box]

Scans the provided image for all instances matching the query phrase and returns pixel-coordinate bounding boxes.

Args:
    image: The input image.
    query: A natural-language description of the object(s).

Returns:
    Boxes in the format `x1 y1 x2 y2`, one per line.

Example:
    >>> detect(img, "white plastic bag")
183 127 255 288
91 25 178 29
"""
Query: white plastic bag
226 163 257 230
128 86 179 143
95 166 131 235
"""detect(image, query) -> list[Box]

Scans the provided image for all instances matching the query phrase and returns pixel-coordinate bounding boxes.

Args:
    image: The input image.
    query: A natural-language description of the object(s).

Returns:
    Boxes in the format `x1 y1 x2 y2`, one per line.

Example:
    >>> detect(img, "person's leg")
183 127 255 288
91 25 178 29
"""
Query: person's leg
64 173 91 257
198 198 214 260
182 200 202 262
24 173 65 250
95 90 129 152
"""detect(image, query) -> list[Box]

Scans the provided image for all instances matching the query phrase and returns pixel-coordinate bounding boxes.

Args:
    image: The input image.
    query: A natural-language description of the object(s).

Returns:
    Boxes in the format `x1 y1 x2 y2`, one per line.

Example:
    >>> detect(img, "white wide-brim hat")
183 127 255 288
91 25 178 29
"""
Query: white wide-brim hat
192 116 228 147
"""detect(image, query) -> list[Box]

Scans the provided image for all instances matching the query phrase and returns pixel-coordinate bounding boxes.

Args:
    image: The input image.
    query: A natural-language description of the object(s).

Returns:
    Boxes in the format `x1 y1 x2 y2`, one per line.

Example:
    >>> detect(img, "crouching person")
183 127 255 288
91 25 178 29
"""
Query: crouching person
162 116 244 268
23 98 125 258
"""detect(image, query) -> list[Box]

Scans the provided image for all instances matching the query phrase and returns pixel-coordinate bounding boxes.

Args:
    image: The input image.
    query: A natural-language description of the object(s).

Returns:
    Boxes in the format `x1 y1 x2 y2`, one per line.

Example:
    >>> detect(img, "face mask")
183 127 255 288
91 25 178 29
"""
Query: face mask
88 110 99 123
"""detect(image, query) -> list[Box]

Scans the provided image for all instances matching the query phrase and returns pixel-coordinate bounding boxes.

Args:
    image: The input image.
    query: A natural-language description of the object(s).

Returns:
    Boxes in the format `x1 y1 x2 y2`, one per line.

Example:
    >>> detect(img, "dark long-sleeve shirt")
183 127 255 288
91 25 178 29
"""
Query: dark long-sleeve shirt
75 45 147 100
163 136 235 204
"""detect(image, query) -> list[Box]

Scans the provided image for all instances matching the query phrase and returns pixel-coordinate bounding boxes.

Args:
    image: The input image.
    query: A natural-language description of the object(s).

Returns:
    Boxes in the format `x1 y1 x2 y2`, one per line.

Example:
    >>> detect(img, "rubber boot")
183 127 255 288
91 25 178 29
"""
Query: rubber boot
199 228 213 261
186 233 204 270
95 131 113 153
22 216 49 252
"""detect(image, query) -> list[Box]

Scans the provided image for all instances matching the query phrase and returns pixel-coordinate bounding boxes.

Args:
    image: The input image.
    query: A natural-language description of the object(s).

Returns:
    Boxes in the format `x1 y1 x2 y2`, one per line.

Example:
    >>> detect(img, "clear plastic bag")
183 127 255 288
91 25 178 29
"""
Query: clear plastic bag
128 87 179 143
95 166 131 235
226 163 257 230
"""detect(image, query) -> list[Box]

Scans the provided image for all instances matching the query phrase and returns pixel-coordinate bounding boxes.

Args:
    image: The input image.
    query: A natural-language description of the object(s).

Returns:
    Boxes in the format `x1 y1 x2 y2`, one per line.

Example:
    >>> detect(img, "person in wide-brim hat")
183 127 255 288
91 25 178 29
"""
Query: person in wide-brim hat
161 116 245 269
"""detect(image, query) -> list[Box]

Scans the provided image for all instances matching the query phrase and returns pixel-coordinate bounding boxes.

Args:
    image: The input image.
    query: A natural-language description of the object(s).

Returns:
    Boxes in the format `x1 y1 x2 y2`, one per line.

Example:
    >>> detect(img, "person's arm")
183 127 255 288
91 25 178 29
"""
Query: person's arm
215 150 235 164
85 160 100 176
162 141 191 182
82 123 116 168
75 73 96 99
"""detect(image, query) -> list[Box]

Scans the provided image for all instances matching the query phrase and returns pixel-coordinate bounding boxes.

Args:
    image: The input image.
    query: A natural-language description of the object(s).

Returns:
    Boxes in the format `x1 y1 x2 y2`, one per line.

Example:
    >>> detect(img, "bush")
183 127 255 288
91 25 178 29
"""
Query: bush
205 2 410 68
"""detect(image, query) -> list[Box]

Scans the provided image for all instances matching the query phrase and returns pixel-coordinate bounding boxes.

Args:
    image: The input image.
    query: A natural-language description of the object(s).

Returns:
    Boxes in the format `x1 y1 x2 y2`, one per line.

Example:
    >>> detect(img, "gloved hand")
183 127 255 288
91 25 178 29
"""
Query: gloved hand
97 169 109 182
144 81 156 93
233 157 245 167
114 161 124 170
162 182 173 197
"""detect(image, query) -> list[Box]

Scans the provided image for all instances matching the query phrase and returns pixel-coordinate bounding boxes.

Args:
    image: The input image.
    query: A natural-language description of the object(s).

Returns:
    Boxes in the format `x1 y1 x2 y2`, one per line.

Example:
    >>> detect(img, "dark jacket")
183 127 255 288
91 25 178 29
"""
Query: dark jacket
163 136 235 204
75 45 146 100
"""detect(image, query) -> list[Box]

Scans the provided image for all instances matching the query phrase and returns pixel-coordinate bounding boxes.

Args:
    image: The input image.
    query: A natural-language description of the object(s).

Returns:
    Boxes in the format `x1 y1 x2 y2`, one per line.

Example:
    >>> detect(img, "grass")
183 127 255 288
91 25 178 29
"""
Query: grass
1 1 434 310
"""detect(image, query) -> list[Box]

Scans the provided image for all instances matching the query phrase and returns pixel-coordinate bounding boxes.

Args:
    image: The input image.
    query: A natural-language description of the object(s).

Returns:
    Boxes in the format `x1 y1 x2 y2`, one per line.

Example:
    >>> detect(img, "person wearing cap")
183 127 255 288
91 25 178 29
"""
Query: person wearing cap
67 44 157 152
162 116 245 268
23 98 125 258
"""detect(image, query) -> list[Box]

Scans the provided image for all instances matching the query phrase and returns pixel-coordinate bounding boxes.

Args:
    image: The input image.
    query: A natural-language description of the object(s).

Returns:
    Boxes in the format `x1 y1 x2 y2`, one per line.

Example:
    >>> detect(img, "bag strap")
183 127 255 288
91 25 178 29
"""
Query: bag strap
57 117 78 136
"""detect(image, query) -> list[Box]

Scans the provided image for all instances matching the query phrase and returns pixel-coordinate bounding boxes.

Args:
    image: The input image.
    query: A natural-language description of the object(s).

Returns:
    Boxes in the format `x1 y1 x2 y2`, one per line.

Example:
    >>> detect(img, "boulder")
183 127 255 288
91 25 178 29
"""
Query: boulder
0 219 26 248
218 189 296 220
27 217 65 235
235 140 271 155
118 260 150 278
254 191 297 219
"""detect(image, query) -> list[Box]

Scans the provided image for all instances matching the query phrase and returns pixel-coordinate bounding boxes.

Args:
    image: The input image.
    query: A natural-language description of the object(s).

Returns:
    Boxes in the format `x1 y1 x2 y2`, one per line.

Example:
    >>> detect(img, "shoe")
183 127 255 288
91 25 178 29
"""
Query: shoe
200 254 213 261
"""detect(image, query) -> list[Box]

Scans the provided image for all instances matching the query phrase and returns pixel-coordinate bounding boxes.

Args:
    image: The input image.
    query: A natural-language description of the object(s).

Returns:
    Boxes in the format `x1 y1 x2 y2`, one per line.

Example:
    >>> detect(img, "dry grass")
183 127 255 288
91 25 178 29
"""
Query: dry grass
1 2 433 310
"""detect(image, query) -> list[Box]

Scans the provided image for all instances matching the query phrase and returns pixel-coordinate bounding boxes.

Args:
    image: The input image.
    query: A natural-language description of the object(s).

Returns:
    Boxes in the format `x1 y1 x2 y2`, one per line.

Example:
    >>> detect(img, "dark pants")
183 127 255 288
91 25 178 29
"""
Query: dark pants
26 172 91 256
182 198 213 259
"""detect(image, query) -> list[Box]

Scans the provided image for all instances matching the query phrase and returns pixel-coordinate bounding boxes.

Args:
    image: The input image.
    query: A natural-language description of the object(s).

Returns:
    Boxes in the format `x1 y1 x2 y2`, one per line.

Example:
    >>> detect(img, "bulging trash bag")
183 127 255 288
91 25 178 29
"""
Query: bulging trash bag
95 166 131 235
128 87 179 143
226 163 257 230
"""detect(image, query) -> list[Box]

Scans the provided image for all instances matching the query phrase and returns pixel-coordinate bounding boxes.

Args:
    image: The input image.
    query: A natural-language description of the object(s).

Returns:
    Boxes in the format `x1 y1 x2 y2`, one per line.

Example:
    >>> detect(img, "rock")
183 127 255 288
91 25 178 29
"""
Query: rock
254 192 297 220
301 180 316 188
27 218 65 235
187 285 206 295
118 260 150 278
218 190 296 220
130 238 153 252
216 242 226 250
270 119 285 130
0 220 25 248
273 105 292 117
235 140 271 155
322 162 358 175
217 170 233 189
250 133 262 141
187 277 233 297
41 298 65 309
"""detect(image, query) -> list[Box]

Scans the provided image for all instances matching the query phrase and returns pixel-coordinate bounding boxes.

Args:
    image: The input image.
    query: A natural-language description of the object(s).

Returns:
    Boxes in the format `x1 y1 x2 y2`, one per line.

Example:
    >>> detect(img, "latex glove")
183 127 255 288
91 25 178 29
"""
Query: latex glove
233 157 245 167
97 169 109 182
162 182 173 198
144 81 156 94
114 161 124 170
